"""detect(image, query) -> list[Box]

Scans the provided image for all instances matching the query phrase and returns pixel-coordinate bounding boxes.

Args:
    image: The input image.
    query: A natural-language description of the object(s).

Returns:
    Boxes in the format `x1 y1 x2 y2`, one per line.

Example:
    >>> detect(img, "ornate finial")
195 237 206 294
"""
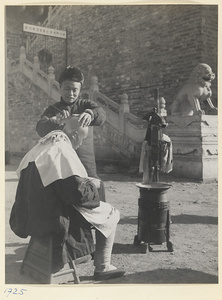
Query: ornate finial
34 55 39 64
20 46 26 60
48 65 54 75
120 93 128 104
159 97 167 116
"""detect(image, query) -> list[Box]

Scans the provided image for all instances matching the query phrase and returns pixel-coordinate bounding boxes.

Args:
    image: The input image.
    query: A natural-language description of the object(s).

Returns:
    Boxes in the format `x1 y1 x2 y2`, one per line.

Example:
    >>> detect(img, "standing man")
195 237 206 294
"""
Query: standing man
36 65 106 178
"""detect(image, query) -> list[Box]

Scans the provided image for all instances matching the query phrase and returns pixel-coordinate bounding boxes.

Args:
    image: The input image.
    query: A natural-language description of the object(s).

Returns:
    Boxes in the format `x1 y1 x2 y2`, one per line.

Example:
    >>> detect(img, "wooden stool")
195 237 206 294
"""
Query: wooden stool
20 236 80 284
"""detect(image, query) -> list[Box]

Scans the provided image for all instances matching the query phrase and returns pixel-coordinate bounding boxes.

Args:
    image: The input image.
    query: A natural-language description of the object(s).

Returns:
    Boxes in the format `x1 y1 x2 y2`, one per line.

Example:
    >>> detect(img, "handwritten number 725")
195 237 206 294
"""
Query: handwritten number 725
4 288 27 297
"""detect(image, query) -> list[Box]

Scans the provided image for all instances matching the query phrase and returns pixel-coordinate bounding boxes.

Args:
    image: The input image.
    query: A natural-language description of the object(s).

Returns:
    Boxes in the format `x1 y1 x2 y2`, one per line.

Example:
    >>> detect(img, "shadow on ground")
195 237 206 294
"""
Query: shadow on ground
82 268 218 284
112 243 143 254
118 216 138 225
171 214 218 225
5 243 39 284
5 244 218 285
119 214 218 225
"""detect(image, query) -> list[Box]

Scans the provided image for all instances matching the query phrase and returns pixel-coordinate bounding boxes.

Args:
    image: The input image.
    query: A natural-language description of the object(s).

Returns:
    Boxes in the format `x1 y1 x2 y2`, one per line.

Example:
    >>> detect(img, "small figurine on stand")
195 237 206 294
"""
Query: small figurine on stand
139 90 172 183
134 89 173 253
140 107 168 183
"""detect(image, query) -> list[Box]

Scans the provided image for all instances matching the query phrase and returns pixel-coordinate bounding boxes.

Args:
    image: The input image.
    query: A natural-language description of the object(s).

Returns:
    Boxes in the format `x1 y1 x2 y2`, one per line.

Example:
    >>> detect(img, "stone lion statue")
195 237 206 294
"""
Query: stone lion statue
170 63 217 116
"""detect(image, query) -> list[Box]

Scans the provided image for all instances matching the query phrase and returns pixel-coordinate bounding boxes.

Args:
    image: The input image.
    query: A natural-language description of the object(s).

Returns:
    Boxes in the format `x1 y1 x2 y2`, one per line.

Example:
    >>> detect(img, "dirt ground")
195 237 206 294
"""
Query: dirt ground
5 154 218 285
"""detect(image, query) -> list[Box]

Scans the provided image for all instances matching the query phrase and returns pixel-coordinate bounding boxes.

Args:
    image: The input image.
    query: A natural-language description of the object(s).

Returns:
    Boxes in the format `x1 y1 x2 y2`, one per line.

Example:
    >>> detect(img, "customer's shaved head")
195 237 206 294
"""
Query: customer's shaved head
63 115 88 149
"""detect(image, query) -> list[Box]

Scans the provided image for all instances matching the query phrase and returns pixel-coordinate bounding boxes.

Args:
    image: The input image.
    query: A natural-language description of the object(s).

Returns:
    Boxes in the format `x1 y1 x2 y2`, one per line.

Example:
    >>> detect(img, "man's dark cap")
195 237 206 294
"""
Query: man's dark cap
59 65 84 85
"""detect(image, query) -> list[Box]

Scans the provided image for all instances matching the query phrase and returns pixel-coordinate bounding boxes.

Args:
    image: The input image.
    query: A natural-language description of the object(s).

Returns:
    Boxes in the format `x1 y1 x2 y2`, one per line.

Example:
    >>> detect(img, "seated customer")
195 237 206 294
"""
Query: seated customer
9 117 125 281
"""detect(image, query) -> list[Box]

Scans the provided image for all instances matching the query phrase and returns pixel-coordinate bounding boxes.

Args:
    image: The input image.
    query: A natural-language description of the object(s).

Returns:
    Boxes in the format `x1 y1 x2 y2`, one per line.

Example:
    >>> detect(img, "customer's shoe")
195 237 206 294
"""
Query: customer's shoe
94 267 125 281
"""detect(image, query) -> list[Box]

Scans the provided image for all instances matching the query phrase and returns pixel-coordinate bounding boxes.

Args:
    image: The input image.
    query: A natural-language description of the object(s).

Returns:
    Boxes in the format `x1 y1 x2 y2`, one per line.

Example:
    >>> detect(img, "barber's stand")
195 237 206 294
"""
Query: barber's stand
134 91 173 253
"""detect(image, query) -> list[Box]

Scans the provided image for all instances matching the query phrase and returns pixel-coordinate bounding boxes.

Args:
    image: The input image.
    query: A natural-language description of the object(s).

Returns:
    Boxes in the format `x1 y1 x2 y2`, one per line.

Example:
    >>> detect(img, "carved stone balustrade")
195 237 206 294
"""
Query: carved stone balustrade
165 115 218 181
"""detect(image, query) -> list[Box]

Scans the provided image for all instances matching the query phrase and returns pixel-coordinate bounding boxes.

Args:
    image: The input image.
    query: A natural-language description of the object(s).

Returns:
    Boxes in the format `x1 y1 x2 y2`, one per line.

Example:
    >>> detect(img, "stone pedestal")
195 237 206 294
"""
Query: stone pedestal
165 115 218 182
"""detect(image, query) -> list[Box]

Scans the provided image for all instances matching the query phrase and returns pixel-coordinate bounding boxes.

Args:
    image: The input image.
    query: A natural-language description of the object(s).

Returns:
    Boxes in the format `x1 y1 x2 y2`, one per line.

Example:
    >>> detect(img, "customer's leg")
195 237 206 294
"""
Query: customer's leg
94 226 116 272
93 226 125 280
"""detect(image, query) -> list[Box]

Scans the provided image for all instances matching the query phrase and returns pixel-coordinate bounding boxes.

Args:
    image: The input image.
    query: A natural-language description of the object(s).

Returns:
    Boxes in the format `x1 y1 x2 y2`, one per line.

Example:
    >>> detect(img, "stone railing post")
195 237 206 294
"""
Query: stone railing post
159 97 167 116
89 76 99 101
33 55 40 82
26 36 30 53
48 65 55 96
19 46 26 72
48 6 52 25
119 93 129 133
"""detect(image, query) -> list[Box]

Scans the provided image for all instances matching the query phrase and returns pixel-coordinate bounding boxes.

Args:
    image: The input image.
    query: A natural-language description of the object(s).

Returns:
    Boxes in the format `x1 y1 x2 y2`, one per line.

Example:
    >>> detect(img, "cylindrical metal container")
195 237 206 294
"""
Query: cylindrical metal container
136 183 171 245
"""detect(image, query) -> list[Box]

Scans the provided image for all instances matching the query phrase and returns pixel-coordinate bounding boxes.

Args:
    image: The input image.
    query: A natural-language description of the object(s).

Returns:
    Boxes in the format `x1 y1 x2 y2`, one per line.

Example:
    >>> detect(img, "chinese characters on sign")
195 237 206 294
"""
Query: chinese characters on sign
23 23 66 39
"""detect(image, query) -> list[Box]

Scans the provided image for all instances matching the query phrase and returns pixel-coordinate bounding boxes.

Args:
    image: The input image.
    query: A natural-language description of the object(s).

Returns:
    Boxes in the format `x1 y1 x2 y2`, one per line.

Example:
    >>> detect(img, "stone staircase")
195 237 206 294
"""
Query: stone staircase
7 46 148 163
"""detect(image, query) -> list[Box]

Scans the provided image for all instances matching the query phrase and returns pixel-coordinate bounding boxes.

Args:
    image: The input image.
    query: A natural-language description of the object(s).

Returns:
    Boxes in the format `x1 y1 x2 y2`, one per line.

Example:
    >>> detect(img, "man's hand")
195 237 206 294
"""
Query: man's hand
78 112 92 127
52 110 70 124
88 177 101 189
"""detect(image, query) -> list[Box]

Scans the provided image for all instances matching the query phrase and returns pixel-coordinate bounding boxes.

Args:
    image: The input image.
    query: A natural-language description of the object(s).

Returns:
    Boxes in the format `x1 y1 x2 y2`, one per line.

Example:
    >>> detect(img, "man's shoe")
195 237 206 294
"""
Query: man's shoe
94 268 125 281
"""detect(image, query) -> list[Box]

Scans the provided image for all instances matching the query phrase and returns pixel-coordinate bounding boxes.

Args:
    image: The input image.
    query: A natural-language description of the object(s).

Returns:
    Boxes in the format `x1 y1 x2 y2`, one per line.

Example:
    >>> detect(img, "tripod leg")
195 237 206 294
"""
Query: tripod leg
166 210 174 252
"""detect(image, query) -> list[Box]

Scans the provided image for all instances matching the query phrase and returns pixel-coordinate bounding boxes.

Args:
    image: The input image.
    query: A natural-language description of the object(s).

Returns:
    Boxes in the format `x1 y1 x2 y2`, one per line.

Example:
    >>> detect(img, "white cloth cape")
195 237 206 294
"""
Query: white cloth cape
16 130 87 186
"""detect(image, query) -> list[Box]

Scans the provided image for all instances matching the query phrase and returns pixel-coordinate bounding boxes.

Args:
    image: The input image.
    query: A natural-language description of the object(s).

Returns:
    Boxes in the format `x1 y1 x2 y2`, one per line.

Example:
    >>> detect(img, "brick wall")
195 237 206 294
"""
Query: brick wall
44 5 218 116
18 5 218 116
7 4 218 160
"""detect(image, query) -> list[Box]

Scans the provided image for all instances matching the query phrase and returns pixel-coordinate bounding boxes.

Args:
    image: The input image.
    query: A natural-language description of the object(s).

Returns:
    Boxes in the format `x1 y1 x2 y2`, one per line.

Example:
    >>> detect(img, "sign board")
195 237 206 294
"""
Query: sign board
23 23 66 39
